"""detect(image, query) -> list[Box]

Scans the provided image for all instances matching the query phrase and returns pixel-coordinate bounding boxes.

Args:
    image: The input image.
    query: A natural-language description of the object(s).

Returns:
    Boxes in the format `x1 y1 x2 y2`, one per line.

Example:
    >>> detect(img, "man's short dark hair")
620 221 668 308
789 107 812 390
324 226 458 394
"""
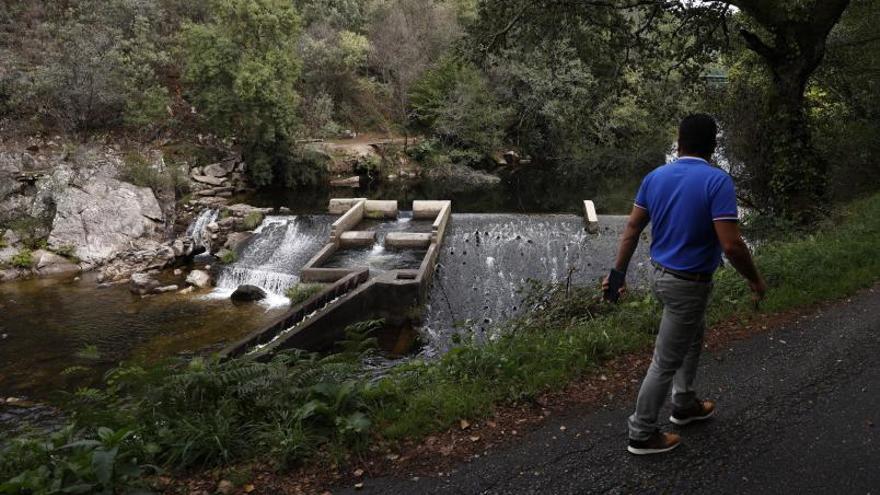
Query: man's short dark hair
678 113 717 157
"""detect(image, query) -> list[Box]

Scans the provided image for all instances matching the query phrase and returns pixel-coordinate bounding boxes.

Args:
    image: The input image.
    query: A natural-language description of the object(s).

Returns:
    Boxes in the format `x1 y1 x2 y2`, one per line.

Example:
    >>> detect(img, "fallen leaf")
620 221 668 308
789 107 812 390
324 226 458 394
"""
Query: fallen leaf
559 425 567 431
460 419 471 430
487 420 497 428
355 482 364 490
243 484 255 493
353 469 364 477
469 435 480 442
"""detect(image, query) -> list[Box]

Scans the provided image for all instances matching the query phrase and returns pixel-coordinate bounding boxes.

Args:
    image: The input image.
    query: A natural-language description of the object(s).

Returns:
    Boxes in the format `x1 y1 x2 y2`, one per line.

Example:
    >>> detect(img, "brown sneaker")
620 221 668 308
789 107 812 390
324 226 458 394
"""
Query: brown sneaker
670 399 716 426
627 431 681 455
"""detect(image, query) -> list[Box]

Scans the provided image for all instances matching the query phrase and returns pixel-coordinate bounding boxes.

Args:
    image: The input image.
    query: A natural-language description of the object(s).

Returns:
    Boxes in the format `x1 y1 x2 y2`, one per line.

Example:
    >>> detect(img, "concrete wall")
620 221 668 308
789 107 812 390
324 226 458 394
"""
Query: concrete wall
331 199 365 241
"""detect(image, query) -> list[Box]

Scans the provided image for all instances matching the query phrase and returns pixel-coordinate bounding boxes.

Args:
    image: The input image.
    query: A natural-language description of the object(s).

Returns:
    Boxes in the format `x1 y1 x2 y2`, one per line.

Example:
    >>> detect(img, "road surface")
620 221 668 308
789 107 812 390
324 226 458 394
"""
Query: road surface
341 287 880 494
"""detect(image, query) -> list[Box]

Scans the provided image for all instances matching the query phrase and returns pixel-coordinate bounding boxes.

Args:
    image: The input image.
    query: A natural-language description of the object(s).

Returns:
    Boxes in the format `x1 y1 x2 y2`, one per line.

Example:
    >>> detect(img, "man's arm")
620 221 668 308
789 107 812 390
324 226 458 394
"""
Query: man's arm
714 221 766 300
613 206 650 273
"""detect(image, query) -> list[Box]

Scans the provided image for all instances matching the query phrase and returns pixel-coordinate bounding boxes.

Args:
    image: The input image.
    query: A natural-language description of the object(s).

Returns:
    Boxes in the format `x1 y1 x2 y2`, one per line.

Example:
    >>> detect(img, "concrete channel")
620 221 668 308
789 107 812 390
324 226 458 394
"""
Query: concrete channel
220 198 452 359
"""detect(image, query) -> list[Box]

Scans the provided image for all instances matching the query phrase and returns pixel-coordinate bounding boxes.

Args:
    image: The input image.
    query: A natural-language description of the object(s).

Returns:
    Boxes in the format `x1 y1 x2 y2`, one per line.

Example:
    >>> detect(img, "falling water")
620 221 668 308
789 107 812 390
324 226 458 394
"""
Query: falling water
186 208 219 250
210 215 333 305
420 214 650 354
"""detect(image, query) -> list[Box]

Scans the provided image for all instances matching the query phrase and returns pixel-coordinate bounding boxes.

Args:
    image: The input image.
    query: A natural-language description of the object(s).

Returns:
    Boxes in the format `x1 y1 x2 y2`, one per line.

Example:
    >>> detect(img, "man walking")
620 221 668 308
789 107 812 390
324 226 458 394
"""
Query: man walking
604 113 766 455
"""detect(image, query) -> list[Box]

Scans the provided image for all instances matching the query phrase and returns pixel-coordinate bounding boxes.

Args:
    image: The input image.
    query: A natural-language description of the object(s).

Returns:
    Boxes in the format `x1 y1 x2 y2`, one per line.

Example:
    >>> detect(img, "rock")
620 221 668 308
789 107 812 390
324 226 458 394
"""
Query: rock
130 272 160 295
206 222 220 233
178 286 194 294
1 229 21 246
231 284 266 302
225 203 272 218
191 174 226 186
0 268 22 282
203 163 230 178
48 177 164 265
185 269 211 288
503 150 521 165
170 238 195 257
224 232 252 251
173 268 182 276
330 176 361 187
216 480 234 495
33 249 80 276
0 247 17 264
153 284 179 293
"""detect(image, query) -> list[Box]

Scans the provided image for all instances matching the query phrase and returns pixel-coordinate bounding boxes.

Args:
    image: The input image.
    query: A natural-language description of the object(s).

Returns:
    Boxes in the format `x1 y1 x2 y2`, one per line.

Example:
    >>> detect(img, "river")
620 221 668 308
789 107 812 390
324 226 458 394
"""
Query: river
0 166 644 401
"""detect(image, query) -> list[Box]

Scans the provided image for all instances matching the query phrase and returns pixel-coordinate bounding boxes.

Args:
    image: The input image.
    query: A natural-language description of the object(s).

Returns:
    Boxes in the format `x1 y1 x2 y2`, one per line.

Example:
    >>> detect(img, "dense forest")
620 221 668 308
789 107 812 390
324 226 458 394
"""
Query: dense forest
2 0 877 220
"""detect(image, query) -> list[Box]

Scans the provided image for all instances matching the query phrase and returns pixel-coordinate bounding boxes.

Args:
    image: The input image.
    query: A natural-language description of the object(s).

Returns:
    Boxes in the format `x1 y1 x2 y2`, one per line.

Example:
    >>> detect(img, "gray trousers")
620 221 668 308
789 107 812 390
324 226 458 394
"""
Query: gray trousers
628 268 713 440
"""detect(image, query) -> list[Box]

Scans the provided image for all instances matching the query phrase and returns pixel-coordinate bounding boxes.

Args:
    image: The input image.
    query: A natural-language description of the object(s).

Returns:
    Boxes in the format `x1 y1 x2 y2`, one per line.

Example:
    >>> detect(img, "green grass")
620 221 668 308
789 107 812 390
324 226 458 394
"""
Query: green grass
219 249 237 264
2 193 880 493
285 283 324 305
242 211 264 231
10 248 33 269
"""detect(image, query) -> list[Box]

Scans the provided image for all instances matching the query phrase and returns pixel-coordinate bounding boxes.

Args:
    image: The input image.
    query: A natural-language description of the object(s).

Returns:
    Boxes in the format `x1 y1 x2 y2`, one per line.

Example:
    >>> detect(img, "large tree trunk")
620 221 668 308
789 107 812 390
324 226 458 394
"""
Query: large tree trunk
732 0 850 221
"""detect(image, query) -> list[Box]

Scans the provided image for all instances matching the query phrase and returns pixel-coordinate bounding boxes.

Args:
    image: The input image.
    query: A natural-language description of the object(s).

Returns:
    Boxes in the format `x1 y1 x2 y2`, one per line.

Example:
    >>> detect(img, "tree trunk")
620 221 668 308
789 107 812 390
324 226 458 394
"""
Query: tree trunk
732 0 851 222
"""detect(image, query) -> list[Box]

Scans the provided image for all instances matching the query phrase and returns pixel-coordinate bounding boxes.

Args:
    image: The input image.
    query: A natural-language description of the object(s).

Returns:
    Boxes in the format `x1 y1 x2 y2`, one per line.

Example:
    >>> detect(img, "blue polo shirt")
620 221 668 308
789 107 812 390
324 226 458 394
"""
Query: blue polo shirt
634 156 738 274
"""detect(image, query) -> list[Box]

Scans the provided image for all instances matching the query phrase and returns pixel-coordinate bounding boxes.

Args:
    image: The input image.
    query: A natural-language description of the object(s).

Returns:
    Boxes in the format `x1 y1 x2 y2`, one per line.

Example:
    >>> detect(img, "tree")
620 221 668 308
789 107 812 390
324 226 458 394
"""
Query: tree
471 0 853 221
368 0 462 138
726 0 851 219
181 0 310 186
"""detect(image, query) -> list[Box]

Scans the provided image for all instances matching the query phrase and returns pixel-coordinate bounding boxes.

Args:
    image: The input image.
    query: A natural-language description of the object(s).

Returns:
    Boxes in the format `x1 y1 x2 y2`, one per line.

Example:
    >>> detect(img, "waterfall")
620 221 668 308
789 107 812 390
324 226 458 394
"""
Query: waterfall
420 213 650 355
186 208 219 250
209 215 332 305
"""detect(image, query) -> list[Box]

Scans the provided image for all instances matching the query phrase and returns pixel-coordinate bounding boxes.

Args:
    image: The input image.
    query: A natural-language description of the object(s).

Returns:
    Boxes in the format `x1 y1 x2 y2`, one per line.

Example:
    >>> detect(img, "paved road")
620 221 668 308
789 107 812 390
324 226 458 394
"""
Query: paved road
341 288 880 494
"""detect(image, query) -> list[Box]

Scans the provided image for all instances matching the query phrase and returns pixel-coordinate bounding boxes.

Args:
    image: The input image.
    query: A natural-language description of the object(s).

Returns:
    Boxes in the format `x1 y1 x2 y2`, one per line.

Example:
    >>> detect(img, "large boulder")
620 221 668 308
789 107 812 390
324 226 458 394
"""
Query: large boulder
33 249 79 276
231 284 266 302
129 272 160 295
47 177 164 265
185 269 211 289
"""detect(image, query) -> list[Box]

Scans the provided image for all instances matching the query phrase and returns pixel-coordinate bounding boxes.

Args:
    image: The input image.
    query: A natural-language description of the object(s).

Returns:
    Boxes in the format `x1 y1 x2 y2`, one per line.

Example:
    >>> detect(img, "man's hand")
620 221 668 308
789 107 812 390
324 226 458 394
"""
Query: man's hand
602 275 627 301
749 276 767 302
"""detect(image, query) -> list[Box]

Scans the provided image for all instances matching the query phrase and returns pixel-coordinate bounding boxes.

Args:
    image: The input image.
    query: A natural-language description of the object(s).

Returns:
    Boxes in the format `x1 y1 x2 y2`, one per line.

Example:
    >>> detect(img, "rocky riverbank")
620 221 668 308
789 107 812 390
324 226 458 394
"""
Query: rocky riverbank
0 137 268 289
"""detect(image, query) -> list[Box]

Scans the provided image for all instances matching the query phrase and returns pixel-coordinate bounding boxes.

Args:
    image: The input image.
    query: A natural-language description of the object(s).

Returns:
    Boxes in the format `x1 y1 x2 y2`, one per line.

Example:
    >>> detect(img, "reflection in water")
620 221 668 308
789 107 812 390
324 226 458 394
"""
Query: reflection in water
0 274 286 398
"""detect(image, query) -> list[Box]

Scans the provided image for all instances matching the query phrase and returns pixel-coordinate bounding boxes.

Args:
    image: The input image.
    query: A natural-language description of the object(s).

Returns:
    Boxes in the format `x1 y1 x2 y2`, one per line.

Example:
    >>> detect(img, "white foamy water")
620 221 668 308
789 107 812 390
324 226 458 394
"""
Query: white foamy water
186 208 219 250
206 215 332 307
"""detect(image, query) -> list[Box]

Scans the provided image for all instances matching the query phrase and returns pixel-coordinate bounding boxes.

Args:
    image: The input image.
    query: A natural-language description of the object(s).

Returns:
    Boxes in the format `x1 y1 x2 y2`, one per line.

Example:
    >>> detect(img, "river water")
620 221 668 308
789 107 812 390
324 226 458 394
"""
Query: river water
0 168 646 399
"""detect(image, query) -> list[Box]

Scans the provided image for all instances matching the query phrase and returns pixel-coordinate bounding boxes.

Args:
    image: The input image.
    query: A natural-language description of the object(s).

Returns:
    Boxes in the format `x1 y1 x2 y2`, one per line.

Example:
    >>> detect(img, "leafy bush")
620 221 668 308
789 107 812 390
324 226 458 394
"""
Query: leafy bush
285 283 324 306
0 425 156 494
119 151 190 199
181 0 303 187
10 248 34 269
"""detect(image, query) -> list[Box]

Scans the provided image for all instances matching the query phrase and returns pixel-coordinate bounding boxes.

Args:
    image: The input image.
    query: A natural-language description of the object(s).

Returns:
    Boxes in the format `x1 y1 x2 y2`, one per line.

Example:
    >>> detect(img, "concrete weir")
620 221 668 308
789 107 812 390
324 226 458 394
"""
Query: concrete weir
221 198 451 359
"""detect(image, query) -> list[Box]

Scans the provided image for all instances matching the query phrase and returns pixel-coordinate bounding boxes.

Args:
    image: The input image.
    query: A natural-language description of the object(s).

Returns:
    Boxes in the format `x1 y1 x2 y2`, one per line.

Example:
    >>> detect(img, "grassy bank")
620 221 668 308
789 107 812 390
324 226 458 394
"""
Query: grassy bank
3 194 880 493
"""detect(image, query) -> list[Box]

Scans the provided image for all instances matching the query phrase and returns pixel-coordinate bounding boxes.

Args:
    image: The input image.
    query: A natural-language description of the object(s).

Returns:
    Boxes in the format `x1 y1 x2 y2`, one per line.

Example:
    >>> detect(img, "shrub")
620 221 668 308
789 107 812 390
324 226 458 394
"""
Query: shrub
242 212 264 231
285 283 324 305
219 250 237 264
11 248 34 269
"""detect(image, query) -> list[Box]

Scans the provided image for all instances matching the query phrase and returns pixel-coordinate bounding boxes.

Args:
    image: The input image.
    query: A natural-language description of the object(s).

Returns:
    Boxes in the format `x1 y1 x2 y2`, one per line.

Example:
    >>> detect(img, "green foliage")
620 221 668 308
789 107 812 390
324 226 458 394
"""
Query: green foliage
242 211 265 231
219 250 237 265
119 151 190 199
410 58 511 153
181 0 304 187
285 283 325 306
0 425 156 494
8 216 50 250
10 248 33 269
